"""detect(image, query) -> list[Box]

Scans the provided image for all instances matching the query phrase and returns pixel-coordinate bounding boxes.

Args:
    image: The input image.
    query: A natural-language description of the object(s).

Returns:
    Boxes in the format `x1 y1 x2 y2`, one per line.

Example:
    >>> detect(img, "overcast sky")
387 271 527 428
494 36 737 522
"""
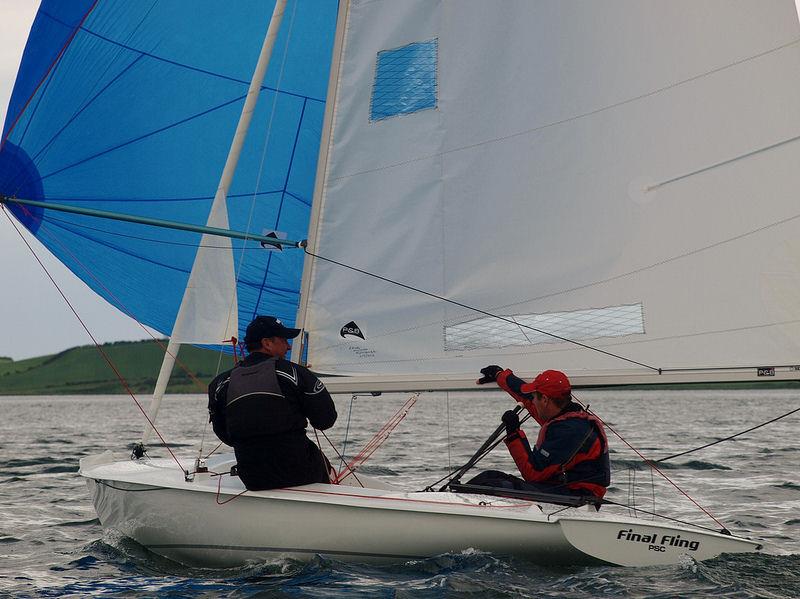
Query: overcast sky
0 2 155 361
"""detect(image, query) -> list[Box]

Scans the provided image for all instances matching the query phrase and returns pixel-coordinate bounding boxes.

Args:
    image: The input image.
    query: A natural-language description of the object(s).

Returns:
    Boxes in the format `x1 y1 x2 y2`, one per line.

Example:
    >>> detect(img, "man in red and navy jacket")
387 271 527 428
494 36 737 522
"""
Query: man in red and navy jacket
472 366 610 498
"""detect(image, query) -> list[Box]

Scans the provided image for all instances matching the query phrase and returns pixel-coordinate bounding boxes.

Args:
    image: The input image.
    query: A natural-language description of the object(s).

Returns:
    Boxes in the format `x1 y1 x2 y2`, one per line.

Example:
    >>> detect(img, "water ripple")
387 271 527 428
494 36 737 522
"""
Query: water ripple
1 392 799 598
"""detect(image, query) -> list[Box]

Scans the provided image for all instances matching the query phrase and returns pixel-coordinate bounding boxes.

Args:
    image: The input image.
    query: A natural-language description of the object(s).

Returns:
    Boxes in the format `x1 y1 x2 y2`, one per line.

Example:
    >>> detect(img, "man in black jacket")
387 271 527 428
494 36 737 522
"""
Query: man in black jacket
208 315 337 490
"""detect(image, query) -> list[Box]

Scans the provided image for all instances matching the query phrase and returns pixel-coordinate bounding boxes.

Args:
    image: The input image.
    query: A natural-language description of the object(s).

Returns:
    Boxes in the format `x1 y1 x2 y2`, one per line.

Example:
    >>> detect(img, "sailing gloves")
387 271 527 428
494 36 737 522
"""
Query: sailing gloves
477 365 504 384
502 409 520 434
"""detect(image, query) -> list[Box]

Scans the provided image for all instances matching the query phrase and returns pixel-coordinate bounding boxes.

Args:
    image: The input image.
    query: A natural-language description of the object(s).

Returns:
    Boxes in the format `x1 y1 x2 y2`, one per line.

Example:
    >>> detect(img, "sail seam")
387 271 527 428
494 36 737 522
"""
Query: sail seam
15 3 161 189
1 0 101 152
32 95 245 183
73 25 325 103
252 97 309 319
327 37 800 183
309 207 800 352
305 249 658 371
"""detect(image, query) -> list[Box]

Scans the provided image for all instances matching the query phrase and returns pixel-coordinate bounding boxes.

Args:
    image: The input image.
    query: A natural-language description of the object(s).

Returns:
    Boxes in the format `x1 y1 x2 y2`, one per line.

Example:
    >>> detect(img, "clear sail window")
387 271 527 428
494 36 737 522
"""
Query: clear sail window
370 39 438 121
445 304 645 351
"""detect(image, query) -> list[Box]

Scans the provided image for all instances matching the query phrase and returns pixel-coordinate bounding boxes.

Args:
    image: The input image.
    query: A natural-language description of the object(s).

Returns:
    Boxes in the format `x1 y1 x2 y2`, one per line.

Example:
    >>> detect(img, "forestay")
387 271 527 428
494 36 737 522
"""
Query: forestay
0 0 337 343
300 0 800 385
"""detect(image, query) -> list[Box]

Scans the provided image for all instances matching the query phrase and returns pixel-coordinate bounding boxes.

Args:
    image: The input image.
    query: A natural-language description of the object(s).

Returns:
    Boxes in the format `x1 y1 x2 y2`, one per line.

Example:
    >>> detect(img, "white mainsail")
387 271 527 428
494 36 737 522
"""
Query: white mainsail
299 0 800 386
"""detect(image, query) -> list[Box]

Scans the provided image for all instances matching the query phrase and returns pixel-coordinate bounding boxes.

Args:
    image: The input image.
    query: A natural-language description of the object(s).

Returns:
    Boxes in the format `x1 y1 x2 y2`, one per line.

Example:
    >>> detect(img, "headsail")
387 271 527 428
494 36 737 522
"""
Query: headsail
1 0 337 344
300 0 800 386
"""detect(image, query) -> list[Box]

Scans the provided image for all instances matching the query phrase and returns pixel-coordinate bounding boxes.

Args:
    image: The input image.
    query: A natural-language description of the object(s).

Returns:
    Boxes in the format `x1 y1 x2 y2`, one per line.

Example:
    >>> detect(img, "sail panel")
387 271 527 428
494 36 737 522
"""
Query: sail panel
304 0 800 380
1 0 337 343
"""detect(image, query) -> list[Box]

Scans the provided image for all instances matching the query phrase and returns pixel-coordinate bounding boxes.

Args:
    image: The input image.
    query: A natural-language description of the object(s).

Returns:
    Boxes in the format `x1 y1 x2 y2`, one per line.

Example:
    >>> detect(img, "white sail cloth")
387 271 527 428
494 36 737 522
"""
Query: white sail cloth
302 0 800 381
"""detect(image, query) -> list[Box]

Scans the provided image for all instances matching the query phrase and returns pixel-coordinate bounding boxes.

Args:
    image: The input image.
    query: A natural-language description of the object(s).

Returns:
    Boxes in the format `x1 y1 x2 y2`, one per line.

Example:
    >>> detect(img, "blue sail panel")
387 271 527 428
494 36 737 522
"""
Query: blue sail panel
0 0 337 343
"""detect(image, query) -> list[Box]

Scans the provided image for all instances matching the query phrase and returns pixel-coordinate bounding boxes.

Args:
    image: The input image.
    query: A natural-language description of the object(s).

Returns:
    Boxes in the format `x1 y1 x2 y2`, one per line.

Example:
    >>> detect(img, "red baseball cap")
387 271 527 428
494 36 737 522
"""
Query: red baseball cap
521 369 571 398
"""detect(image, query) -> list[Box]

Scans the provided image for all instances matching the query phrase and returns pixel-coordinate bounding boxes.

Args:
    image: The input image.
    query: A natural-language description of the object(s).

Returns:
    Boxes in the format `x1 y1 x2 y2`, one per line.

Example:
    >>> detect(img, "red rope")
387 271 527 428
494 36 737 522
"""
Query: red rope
5 199 210 394
333 394 418 484
2 205 186 472
572 392 727 530
208 468 529 508
1 1 100 153
318 429 361 486
203 441 224 459
212 470 248 505
224 336 239 365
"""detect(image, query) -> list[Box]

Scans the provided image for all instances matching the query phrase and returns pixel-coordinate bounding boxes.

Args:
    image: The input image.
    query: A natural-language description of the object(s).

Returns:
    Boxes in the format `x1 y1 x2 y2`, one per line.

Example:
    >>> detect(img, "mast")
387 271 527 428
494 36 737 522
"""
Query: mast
291 0 351 365
140 0 288 446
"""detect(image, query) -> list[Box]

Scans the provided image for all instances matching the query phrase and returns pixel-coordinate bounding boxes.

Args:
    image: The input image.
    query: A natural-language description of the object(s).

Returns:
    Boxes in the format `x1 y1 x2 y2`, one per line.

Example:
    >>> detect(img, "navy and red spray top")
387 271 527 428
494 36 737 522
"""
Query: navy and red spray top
496 369 610 498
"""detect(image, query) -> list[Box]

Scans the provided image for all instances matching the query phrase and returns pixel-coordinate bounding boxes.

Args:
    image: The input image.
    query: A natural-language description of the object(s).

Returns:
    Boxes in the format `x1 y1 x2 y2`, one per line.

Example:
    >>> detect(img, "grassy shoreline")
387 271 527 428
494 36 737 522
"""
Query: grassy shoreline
3 340 800 394
0 339 229 395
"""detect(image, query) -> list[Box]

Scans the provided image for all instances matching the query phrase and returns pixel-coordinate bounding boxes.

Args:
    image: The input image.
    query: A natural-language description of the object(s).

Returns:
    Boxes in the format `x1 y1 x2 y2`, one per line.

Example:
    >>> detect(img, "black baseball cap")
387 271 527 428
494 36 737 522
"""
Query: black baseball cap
244 315 301 345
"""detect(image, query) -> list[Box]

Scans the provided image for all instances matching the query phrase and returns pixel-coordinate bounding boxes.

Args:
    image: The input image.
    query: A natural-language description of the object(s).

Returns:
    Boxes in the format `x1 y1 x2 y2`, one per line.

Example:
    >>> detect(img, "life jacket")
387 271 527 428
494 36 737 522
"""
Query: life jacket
536 409 610 497
225 358 306 442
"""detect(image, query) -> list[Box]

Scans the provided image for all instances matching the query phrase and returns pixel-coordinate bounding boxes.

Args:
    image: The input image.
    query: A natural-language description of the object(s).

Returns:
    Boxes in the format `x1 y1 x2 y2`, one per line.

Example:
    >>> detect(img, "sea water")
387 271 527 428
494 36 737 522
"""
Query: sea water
1 389 798 598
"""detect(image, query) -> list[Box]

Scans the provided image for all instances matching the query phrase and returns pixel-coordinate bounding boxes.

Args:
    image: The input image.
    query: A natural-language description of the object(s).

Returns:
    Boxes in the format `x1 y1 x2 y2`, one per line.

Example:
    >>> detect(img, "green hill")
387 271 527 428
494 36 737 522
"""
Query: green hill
0 340 232 395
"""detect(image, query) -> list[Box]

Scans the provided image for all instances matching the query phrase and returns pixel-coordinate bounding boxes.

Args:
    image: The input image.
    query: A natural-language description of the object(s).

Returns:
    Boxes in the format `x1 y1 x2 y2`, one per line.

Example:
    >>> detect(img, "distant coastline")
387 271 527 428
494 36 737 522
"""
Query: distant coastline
0 339 228 395
3 340 800 395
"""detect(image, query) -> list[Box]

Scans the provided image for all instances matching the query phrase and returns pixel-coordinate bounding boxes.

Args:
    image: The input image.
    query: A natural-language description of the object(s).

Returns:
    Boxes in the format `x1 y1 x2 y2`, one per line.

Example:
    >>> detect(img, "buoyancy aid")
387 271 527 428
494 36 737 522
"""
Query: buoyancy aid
540 409 609 492
506 407 610 497
225 358 306 442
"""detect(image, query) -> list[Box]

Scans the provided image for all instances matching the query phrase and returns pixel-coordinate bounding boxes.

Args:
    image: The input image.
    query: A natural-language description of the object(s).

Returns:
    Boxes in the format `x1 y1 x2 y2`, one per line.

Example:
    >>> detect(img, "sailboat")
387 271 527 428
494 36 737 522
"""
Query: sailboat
2 0 797 567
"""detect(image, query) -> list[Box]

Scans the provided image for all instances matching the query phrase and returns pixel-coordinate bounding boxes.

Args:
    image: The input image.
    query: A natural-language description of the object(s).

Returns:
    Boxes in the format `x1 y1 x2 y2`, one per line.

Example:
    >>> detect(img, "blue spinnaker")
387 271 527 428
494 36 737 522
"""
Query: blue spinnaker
0 0 337 342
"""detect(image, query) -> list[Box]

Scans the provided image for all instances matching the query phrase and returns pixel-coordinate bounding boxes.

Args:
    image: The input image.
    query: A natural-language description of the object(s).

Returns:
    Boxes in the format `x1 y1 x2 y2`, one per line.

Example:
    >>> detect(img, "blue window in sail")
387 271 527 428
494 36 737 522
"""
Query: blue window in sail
444 304 645 351
370 39 438 121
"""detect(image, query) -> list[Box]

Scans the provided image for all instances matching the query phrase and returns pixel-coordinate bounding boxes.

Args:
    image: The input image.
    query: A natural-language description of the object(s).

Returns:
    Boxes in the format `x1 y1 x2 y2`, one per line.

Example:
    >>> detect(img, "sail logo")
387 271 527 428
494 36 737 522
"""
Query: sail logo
340 321 365 340
616 529 699 552
260 230 287 251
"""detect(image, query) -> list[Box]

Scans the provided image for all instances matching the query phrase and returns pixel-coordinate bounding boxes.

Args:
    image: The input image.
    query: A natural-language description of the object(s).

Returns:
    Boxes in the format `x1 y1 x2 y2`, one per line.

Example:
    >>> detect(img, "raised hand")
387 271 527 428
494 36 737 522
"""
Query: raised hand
476 365 504 385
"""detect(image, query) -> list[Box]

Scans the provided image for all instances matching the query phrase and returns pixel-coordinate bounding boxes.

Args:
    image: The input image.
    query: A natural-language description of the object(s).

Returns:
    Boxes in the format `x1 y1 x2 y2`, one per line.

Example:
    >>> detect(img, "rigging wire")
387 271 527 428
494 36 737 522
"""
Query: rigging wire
1 205 187 473
339 394 358 474
570 391 728 531
599 498 732 536
446 391 452 474
303 248 658 372
4 200 227 475
654 404 800 463
5 200 211 395
333 394 419 483
319 429 363 487
650 466 656 520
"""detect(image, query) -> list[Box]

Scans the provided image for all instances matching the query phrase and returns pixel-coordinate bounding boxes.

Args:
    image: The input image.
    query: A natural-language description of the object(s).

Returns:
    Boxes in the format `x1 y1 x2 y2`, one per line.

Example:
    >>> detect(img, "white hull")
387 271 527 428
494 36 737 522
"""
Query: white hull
79 452 761 568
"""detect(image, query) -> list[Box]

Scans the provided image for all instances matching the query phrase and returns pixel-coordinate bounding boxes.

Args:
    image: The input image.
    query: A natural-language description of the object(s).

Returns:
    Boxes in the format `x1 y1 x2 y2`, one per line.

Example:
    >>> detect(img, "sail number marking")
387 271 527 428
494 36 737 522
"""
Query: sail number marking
616 528 700 552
